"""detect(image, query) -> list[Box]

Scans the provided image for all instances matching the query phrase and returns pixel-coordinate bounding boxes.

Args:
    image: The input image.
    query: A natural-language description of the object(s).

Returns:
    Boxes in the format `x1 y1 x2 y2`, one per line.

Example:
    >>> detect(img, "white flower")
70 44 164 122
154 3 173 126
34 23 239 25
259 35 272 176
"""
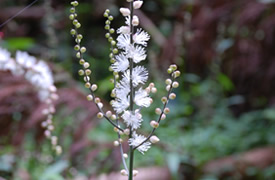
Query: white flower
129 45 147 63
112 54 129 72
134 29 150 46
0 48 17 72
115 79 130 99
112 95 130 114
129 132 151 154
117 26 130 34
122 110 143 130
117 34 131 50
0 48 10 62
122 66 148 87
16 51 36 68
134 88 152 107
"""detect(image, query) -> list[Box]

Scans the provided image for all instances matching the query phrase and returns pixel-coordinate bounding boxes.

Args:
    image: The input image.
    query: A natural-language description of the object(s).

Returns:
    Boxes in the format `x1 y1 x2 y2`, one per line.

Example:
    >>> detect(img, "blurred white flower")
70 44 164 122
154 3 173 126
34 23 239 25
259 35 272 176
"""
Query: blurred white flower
122 66 148 87
122 110 143 130
134 88 152 107
112 53 129 72
129 132 151 154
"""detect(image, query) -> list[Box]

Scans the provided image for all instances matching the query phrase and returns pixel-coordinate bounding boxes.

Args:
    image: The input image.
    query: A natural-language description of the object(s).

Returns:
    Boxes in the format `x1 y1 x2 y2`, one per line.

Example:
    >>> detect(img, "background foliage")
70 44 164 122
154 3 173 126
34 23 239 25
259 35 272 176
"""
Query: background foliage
0 0 275 179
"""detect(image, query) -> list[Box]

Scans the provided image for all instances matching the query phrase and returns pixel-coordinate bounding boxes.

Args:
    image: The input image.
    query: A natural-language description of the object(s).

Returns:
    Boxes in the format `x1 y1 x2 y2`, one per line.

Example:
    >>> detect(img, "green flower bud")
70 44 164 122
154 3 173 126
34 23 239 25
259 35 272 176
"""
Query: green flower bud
80 47 86 53
74 45 80 51
70 7 75 13
78 69 84 76
75 22 81 28
105 25 110 30
108 16 114 21
109 28 115 34
70 29 76 35
105 20 111 25
111 40 116 46
105 33 110 38
69 14 75 20
113 48 118 54
73 19 78 25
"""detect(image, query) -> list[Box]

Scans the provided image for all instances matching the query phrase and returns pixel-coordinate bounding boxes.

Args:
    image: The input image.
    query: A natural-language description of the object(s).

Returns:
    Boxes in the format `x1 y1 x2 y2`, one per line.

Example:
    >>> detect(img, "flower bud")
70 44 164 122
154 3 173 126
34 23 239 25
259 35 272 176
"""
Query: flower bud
85 82 91 88
83 62 90 68
151 87 157 93
173 70 181 78
169 93 176 100
106 111 112 118
97 102 103 109
161 114 166 120
120 8 130 16
123 153 128 159
111 114 117 120
114 127 119 132
155 108 162 115
132 15 139 26
164 107 170 114
87 94 93 101
85 69 91 75
166 85 171 91
95 97 101 103
114 141 119 146
124 128 130 135
97 112 103 118
120 169 128 176
172 81 179 88
165 79 172 85
133 170 139 177
161 97 168 103
80 47 86 53
134 1 143 9
170 64 177 71
150 121 159 128
56 146 62 155
150 136 160 143
79 59 85 65
91 84 98 91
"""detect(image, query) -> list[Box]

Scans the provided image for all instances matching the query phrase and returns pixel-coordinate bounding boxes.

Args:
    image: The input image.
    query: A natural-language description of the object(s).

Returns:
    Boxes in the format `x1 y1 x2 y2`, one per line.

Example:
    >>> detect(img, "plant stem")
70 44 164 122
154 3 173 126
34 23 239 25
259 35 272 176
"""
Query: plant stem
128 1 134 179
128 146 135 180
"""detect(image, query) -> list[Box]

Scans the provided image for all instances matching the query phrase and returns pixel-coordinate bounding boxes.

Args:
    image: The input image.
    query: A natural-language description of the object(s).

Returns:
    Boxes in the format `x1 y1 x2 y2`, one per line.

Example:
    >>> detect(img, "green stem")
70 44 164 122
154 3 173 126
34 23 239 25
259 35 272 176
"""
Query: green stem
128 1 134 179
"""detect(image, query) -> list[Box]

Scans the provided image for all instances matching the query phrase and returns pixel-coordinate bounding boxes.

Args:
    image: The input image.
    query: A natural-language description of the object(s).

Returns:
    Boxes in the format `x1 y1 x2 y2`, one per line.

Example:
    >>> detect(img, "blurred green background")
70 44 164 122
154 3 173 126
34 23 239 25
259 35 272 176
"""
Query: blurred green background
0 0 275 179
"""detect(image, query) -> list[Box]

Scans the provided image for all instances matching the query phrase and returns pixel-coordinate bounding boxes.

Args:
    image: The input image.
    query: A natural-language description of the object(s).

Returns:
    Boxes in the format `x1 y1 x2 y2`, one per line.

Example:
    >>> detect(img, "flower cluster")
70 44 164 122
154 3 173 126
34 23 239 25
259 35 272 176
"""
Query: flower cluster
69 0 180 178
0 47 61 154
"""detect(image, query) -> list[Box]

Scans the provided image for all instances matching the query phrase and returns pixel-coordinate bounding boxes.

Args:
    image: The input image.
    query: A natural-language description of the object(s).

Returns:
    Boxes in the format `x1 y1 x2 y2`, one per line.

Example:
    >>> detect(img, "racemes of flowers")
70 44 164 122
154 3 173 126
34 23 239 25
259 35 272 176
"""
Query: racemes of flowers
69 0 180 179
0 47 61 154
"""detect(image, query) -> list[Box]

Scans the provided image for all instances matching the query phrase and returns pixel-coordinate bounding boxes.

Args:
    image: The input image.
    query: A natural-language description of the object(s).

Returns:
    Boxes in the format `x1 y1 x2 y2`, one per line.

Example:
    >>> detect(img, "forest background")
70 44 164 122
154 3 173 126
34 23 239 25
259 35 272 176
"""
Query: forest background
0 0 275 179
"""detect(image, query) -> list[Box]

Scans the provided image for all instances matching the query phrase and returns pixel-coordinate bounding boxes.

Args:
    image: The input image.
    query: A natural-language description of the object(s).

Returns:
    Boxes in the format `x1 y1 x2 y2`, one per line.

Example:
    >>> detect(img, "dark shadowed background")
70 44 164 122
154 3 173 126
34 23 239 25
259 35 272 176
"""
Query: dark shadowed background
0 0 275 179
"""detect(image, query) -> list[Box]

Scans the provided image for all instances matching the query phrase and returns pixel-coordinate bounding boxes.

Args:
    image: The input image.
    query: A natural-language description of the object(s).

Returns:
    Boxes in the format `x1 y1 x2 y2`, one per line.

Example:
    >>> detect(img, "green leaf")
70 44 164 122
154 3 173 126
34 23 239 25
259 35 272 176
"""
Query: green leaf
5 37 34 50
217 73 234 91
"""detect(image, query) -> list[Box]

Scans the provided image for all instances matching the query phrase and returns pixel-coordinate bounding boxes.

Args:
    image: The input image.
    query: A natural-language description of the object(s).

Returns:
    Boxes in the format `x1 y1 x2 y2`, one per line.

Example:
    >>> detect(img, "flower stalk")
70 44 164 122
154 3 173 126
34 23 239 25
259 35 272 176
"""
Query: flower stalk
69 1 180 179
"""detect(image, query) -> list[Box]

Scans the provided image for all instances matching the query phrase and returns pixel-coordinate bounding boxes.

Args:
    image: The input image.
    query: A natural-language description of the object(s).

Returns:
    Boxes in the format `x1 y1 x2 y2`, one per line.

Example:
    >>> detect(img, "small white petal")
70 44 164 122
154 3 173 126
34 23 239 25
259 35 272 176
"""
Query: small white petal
128 132 151 154
122 66 148 87
117 26 131 34
122 110 143 130
112 54 129 72
134 29 150 46
134 88 152 107
120 8 131 16
134 1 143 9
